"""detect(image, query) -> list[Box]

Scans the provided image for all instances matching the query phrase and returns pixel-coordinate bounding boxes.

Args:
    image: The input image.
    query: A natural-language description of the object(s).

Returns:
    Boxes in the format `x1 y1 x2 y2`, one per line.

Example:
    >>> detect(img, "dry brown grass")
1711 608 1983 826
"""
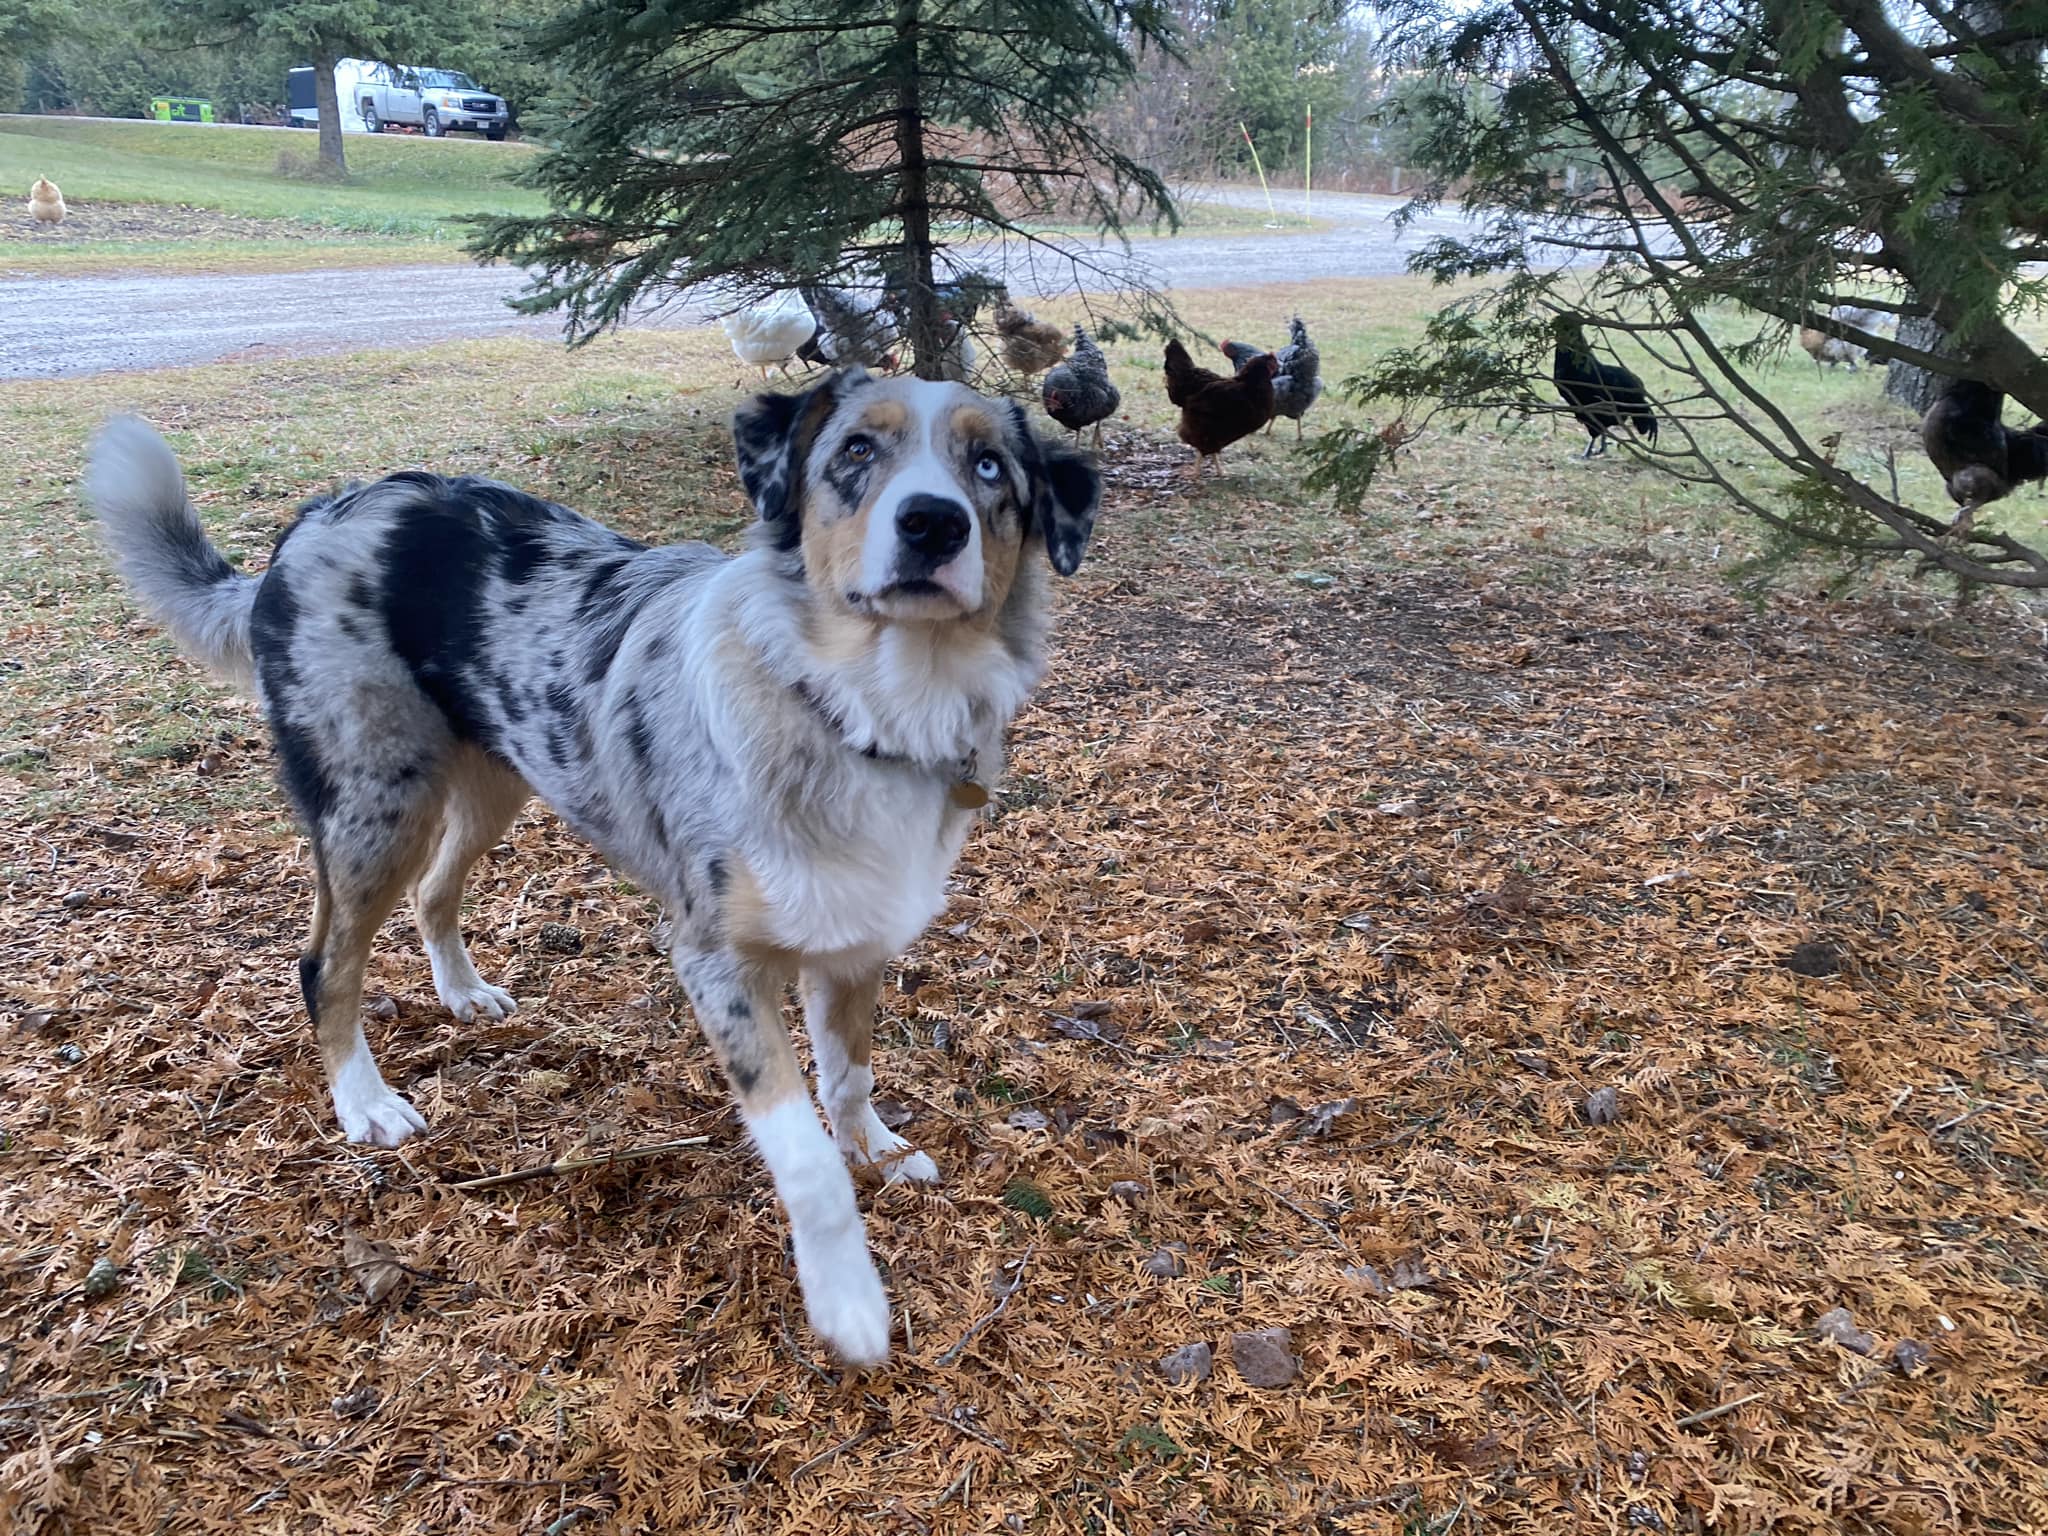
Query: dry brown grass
3 296 2047 1534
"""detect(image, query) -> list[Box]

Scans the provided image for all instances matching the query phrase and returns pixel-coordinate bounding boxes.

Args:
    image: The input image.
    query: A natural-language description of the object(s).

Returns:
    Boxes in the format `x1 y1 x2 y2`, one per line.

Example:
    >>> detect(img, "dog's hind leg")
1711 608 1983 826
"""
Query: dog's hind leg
412 746 529 1023
301 777 447 1147
671 937 890 1366
802 967 939 1185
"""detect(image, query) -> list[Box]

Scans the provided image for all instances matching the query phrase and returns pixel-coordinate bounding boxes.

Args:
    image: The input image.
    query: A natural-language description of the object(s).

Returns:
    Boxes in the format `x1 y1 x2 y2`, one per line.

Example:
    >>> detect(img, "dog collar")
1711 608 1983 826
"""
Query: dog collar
790 680 989 809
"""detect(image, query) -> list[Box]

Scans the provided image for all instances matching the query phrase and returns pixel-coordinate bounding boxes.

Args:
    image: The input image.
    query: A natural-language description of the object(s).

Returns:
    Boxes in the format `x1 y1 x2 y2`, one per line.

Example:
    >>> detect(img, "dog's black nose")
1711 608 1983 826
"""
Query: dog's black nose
895 495 971 566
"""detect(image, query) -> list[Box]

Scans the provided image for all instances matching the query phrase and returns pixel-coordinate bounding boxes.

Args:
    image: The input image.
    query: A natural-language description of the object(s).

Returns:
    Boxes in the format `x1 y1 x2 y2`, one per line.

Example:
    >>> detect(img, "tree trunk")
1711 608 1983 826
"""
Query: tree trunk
313 47 348 178
1885 310 1952 416
890 0 945 381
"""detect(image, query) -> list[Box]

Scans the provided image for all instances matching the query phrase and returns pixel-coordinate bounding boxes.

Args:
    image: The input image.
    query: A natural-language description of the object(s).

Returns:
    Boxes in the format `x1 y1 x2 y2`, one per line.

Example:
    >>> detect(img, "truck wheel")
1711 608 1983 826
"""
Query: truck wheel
422 108 442 138
487 126 507 141
361 101 382 133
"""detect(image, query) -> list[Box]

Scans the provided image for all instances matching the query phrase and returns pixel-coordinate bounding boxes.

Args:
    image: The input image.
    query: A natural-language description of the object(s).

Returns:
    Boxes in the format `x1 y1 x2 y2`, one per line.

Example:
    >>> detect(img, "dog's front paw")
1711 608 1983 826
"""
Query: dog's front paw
837 1106 942 1185
438 979 517 1023
333 1069 429 1148
798 1239 892 1367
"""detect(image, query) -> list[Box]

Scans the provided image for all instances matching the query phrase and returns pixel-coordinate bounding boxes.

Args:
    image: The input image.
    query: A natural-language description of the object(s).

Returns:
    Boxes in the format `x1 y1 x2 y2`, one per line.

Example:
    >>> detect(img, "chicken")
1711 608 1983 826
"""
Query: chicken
994 297 1069 377
1271 317 1323 440
28 177 65 229
796 284 900 372
1164 338 1275 478
1920 378 2048 537
1799 327 1863 372
1552 315 1657 458
1220 319 1323 439
721 291 817 385
1042 326 1119 446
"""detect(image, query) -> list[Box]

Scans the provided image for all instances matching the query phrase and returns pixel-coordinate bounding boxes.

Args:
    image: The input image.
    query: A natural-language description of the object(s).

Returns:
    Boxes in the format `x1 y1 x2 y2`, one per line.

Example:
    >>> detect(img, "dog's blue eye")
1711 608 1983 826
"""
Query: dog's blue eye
844 437 874 464
974 452 1003 483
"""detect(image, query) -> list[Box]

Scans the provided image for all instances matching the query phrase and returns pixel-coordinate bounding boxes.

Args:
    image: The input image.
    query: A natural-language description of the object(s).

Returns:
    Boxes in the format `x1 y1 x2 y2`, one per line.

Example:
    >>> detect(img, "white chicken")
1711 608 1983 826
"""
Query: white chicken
28 177 65 229
721 291 817 385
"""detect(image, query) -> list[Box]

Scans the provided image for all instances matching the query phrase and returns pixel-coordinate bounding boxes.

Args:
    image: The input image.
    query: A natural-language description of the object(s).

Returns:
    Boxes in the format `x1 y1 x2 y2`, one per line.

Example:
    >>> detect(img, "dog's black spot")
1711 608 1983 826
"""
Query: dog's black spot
727 1059 760 1095
373 480 500 753
388 761 424 787
728 998 752 1022
548 650 567 673
556 549 590 571
249 570 337 823
336 614 362 642
545 681 577 719
649 806 670 852
494 672 527 725
620 692 657 777
346 574 376 611
645 632 672 663
707 857 728 895
578 558 629 619
821 455 872 510
298 951 321 1022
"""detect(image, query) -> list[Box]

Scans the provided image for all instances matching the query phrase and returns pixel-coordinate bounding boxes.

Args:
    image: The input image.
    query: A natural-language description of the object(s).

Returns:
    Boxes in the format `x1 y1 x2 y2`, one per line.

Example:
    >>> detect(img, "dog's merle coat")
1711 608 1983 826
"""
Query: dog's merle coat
88 369 1101 1365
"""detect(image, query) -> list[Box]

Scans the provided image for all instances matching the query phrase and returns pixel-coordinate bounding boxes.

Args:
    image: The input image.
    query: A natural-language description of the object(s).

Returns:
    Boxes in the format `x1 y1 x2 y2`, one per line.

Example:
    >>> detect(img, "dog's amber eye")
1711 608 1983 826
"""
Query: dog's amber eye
844 436 875 464
974 451 1003 483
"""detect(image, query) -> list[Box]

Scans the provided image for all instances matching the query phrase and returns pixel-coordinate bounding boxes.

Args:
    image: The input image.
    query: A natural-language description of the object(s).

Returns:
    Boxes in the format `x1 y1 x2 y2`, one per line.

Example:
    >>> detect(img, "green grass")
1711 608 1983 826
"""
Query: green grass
0 114 544 239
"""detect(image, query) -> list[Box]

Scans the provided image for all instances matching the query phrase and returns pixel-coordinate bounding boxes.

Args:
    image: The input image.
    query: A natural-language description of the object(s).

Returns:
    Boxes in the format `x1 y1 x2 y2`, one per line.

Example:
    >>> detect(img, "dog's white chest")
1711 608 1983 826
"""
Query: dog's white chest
753 784 969 963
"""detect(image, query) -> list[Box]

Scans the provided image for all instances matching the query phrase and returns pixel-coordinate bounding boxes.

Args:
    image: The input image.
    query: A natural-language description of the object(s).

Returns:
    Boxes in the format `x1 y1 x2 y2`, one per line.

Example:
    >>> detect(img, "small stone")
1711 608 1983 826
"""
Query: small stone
1813 1306 1875 1355
366 993 399 1021
873 1099 914 1131
1157 1341 1213 1385
1626 1506 1668 1532
331 1385 381 1420
1344 1263 1389 1294
53 1043 85 1065
1267 1097 1304 1125
1228 1327 1299 1388
1377 798 1421 817
1585 1085 1621 1125
1339 912 1375 931
82 1257 121 1300
1893 1338 1931 1376
1109 1180 1146 1204
1005 1109 1050 1133
61 890 90 910
1141 1244 1188 1279
536 922 583 955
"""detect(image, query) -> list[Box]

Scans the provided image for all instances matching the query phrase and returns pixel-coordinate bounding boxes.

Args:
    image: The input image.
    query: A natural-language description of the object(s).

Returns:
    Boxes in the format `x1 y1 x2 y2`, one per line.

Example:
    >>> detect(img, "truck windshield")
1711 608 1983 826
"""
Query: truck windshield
418 70 480 90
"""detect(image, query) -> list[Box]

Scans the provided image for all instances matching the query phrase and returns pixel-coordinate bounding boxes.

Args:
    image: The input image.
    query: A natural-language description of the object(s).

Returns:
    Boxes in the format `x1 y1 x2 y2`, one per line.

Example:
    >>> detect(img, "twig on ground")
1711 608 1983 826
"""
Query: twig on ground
446 1137 711 1192
935 1245 1034 1367
1673 1392 1764 1429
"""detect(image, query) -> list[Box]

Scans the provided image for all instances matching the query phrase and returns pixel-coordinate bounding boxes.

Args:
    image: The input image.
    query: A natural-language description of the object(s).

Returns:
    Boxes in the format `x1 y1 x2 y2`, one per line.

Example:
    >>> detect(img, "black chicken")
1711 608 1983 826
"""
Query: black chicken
1552 315 1657 458
1921 378 2048 535
1042 326 1119 446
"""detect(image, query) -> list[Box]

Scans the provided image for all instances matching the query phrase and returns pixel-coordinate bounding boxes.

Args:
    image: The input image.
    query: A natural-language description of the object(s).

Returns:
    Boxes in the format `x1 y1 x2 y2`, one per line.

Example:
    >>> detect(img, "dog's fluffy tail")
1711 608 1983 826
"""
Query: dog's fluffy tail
86 415 259 693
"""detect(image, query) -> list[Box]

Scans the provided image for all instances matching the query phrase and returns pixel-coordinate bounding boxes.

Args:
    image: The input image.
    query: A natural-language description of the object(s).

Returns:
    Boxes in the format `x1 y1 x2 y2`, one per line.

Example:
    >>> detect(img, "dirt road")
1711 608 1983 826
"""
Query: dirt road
0 187 1482 379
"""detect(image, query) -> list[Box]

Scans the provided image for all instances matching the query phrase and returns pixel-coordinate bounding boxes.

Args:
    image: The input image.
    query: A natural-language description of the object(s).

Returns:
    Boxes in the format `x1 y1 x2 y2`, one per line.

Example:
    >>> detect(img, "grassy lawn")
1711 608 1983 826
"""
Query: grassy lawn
0 113 541 274
2 281 2046 1532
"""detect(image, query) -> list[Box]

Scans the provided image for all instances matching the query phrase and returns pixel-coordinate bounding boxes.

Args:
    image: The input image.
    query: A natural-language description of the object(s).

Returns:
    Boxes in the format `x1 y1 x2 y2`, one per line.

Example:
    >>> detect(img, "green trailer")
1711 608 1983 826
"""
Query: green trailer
149 98 215 124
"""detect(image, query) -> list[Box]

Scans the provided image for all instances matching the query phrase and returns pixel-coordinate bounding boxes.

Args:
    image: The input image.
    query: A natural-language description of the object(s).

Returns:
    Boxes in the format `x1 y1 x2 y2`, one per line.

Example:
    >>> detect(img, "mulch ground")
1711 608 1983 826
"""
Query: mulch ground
4 531 2048 1532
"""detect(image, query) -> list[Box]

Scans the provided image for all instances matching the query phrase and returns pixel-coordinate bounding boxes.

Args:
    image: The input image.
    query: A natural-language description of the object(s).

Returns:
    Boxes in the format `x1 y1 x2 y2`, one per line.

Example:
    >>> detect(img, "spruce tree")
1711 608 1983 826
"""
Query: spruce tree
470 0 1179 378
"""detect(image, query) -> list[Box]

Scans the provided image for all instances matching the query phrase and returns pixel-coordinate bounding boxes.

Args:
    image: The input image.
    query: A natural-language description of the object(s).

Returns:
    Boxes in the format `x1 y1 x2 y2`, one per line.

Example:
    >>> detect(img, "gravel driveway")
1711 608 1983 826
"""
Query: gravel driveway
0 187 1482 380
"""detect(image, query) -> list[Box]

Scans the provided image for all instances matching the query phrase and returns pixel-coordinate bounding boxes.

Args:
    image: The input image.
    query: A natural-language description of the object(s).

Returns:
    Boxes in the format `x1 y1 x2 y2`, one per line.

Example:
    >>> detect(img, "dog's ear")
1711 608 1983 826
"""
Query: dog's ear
1005 403 1100 576
731 369 863 548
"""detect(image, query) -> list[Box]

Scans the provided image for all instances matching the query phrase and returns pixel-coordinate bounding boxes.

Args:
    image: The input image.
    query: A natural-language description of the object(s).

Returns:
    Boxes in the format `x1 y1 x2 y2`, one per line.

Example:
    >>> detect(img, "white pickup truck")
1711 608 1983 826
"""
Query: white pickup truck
355 62 509 140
